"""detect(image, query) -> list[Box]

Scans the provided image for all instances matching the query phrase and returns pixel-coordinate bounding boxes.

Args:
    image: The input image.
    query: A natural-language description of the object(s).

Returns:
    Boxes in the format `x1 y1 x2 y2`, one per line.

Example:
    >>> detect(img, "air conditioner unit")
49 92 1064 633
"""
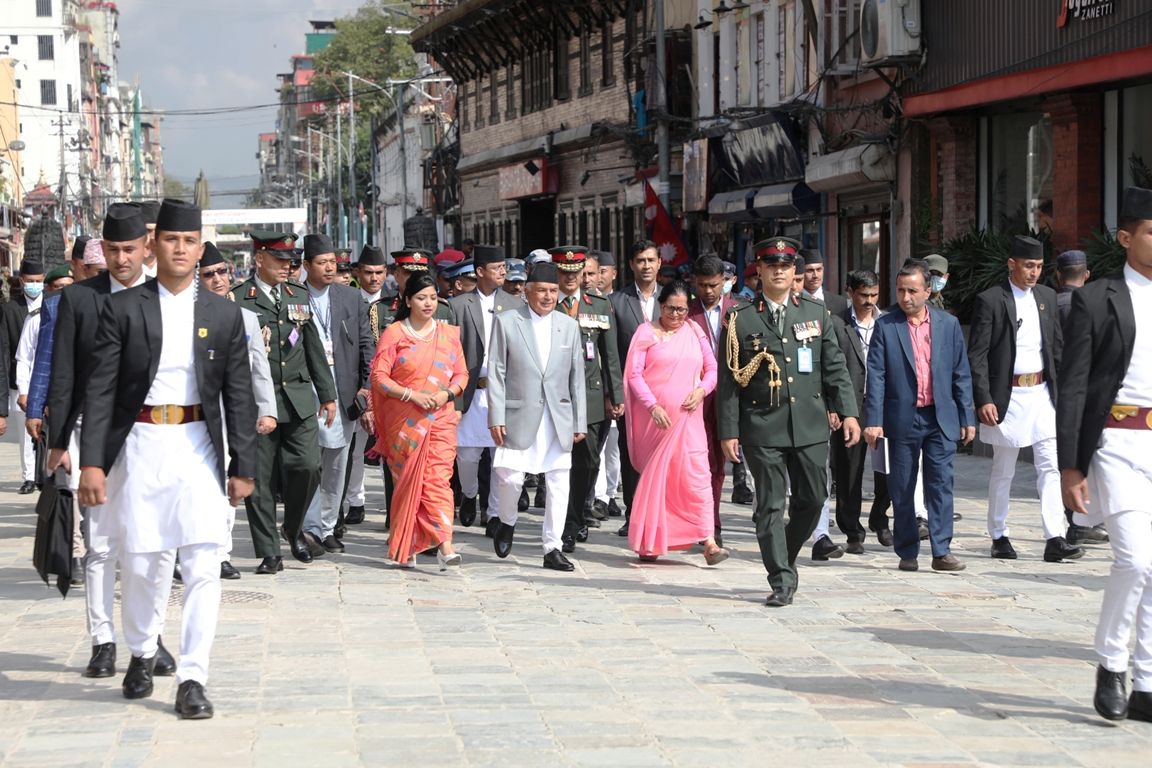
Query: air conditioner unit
859 0 921 66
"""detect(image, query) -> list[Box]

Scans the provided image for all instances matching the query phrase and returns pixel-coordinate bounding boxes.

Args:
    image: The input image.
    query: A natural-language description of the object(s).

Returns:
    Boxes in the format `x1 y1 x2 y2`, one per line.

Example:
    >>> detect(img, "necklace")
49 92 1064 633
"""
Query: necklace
652 321 679 339
402 318 437 341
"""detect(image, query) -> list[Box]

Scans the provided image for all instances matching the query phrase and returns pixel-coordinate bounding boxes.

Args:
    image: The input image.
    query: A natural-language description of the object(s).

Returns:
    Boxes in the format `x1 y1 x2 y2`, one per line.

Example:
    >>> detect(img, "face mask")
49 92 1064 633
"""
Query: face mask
23 282 44 299
929 275 947 294
722 278 733 295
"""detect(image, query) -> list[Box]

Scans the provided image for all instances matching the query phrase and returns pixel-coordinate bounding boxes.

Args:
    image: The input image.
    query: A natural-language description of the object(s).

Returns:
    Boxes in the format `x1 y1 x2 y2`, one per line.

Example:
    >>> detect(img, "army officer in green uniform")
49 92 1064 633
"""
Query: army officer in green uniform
551 245 624 551
718 237 860 607
232 231 338 574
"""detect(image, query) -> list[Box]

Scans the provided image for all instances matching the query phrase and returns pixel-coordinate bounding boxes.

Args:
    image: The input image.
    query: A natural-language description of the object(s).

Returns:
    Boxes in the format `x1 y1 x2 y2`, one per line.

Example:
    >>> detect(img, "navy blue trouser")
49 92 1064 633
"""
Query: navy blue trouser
887 406 956 561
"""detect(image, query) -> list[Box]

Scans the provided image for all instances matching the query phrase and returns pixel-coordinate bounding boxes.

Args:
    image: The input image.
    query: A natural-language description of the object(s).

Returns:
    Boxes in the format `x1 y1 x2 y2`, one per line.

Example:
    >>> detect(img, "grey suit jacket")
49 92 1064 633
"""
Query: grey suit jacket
487 304 587 451
449 288 524 412
240 308 276 419
314 282 374 419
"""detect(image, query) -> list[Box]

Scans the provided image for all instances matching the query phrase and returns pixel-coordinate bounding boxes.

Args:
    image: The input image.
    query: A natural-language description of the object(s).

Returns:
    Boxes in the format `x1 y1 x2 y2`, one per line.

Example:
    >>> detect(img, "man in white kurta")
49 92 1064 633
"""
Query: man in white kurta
486 263 586 571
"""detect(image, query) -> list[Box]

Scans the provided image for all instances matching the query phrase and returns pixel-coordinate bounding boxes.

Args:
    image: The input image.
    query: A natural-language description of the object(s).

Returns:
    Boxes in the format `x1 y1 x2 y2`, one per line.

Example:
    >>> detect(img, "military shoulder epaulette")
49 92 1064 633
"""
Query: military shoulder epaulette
798 293 823 307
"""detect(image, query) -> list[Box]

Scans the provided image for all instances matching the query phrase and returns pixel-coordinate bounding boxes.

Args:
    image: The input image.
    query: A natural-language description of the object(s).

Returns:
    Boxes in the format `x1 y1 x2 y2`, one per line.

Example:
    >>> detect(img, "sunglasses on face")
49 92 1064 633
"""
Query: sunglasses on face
201 267 229 279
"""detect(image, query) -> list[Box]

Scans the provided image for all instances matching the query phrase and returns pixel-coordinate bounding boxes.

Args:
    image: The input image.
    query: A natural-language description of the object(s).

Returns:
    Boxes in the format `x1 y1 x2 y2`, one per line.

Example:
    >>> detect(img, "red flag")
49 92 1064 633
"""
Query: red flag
643 180 690 267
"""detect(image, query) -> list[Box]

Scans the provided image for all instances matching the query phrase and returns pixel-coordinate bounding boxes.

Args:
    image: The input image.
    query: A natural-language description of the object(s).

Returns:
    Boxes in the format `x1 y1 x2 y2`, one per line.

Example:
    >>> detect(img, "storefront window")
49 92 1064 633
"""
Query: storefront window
988 112 1053 234
1123 84 1152 189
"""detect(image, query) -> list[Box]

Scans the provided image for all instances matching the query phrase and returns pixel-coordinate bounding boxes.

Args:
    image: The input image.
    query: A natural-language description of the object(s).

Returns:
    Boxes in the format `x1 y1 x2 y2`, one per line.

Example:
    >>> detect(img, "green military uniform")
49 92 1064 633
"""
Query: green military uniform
233 231 338 567
717 238 858 602
551 245 624 544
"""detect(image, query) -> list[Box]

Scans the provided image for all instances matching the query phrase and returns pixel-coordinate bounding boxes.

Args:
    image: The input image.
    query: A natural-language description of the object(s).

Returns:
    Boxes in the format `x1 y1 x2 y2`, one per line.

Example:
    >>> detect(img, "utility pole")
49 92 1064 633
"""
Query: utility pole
347 71 357 252
397 81 408 227
654 0 670 209
56 115 68 227
335 106 344 247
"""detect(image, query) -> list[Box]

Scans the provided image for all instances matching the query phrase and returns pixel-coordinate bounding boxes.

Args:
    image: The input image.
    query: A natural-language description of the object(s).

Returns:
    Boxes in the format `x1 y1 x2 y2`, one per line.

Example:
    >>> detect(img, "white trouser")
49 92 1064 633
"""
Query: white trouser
595 421 621 502
216 507 236 561
345 428 366 509
809 446 833 543
304 444 351 539
83 504 119 645
123 543 220 685
914 465 927 516
495 467 568 554
9 390 34 482
986 438 1064 540
1096 508 1152 692
457 446 498 514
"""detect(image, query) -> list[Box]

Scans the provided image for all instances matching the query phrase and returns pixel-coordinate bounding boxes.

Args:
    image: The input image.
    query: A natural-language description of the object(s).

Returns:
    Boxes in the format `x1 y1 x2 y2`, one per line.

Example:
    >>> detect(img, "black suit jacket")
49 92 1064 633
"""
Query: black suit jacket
968 281 1061 420
1058 274 1135 477
321 283 374 419
1 292 29 390
80 281 258 488
830 307 870 410
47 272 115 450
608 283 659 365
449 288 523 412
819 290 849 319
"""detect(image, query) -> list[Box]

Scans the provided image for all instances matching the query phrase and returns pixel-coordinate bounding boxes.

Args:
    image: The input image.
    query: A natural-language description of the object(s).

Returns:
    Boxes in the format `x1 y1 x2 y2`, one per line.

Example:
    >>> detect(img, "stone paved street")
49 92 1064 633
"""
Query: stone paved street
0 435 1148 767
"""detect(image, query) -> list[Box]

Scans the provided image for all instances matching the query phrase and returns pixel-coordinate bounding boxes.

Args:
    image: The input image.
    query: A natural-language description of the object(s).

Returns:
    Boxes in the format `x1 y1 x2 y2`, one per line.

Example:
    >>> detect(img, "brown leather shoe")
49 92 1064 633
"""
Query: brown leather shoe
931 553 966 572
898 558 919 572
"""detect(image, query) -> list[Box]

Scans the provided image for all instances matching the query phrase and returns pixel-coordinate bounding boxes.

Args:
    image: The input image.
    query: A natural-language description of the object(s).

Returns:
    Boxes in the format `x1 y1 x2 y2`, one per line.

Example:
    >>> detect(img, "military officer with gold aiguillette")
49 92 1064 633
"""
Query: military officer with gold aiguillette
718 237 860 607
231 231 338 574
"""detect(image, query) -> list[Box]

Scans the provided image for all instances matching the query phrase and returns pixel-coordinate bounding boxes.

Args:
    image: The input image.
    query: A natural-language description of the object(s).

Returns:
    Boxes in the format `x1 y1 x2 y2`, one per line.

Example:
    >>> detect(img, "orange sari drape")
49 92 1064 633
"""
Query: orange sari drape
370 322 468 563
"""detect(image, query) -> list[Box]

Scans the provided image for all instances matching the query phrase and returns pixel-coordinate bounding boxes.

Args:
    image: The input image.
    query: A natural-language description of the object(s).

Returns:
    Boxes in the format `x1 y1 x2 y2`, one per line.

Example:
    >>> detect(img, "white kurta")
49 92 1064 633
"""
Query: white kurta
105 284 230 553
493 308 571 474
979 283 1057 448
457 288 498 448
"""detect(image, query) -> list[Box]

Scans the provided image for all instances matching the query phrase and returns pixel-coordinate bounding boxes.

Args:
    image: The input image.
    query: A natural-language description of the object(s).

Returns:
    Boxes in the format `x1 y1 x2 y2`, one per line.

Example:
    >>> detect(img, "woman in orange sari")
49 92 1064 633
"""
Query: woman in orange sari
371 274 468 569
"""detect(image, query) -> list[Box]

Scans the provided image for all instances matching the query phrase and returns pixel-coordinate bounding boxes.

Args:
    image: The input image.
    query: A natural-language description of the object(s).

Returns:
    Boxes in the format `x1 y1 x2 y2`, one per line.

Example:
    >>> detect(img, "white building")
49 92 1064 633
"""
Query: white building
0 0 86 211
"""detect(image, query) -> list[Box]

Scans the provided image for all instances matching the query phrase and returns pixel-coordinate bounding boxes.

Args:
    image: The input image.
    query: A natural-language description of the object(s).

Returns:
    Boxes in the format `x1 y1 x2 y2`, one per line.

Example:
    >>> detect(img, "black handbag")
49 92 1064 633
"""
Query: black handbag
32 468 75 597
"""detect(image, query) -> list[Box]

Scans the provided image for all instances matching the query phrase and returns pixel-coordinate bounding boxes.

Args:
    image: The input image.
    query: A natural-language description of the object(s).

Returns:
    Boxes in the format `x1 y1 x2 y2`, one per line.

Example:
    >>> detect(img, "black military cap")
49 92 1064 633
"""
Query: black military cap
799 247 824 265
156 198 201 232
472 244 505 267
302 234 335 261
200 242 225 269
70 235 91 262
103 203 147 242
751 237 802 265
359 245 389 267
250 230 299 259
1010 235 1045 262
1120 186 1152 221
1056 250 1087 269
528 261 559 284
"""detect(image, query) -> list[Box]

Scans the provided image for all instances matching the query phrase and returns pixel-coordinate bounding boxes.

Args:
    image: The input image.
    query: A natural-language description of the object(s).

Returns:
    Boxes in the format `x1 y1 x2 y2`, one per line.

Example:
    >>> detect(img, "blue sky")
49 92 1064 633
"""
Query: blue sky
116 0 365 199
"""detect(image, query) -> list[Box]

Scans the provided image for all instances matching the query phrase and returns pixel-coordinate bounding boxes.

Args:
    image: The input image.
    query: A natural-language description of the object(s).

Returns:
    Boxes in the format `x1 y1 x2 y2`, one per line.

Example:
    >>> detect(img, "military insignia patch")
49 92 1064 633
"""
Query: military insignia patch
261 325 272 354
198 328 208 339
287 304 312 324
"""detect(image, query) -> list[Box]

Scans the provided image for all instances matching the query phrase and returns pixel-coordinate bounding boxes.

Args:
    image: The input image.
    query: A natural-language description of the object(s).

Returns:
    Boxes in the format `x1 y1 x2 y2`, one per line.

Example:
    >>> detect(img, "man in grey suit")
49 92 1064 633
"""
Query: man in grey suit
299 234 375 554
487 262 588 571
608 240 660 536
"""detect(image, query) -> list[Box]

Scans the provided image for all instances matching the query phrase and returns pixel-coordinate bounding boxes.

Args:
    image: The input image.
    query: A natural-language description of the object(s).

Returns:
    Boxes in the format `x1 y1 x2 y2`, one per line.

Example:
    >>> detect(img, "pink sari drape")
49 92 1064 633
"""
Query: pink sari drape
624 320 718 556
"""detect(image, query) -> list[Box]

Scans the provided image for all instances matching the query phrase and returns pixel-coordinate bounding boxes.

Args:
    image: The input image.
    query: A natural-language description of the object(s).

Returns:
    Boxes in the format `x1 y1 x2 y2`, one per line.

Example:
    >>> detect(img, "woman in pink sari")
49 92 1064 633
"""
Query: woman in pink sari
625 280 728 564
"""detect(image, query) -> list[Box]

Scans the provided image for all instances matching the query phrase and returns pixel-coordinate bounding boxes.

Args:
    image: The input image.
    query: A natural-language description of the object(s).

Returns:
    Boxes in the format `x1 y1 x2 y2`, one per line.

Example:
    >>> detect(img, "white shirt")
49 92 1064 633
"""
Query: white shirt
1116 264 1152 408
1011 282 1044 374
850 305 879 364
638 286 657 321
804 287 825 302
14 295 42 395
143 260 157 278
360 288 381 304
110 271 147 293
144 283 200 405
701 301 722 347
530 307 552 371
478 286 497 374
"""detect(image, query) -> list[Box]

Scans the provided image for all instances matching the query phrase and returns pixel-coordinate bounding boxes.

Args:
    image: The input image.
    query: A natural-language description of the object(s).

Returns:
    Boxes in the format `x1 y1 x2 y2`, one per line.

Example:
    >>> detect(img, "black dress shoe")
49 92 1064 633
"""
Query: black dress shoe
334 523 347 541
122 655 155 699
255 556 283 574
517 488 530 512
533 486 545 509
345 505 366 525
322 535 345 553
219 560 241 580
561 535 576 554
583 516 601 529
153 638 176 677
991 536 1018 560
290 534 315 563
1128 690 1152 723
494 522 515 558
485 516 501 539
765 587 795 607
459 496 477 527
173 562 183 583
575 525 589 543
1094 665 1128 721
607 499 623 517
175 680 215 720
543 549 575 571
845 540 865 555
590 500 609 520
71 557 85 586
731 485 754 505
301 531 326 558
85 642 116 678
18 480 36 495
917 517 930 541
1044 536 1084 563
811 535 845 561
1067 522 1109 545
616 521 630 537
875 529 894 547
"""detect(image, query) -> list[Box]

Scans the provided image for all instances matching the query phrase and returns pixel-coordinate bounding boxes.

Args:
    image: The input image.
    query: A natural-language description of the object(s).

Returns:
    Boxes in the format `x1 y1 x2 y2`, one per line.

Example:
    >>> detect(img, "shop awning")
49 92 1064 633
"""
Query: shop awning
805 144 895 193
707 189 755 221
751 183 819 218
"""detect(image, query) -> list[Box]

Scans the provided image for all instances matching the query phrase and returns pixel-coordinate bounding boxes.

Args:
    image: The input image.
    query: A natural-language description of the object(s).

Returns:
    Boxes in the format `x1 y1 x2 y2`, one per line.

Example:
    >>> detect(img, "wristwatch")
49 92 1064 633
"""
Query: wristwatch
446 389 456 403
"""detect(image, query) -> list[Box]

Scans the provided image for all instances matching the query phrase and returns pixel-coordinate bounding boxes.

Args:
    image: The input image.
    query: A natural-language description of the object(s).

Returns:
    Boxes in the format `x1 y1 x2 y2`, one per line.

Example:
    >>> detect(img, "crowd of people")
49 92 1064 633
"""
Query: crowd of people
1 186 1151 726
